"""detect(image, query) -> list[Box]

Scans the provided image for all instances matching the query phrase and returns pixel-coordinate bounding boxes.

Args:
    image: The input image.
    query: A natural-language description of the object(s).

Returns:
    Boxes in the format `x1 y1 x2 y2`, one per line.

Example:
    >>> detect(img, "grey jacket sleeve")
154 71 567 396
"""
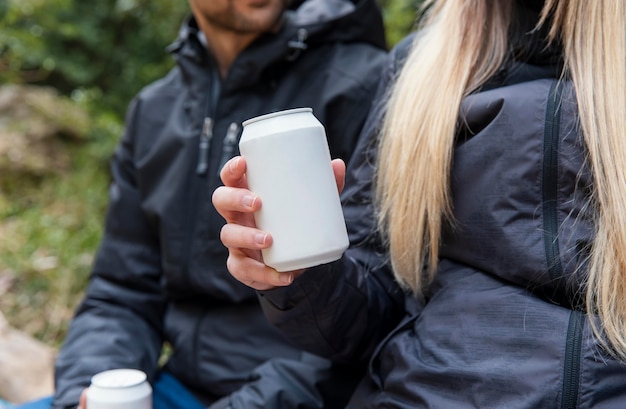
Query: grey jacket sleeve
52 98 166 409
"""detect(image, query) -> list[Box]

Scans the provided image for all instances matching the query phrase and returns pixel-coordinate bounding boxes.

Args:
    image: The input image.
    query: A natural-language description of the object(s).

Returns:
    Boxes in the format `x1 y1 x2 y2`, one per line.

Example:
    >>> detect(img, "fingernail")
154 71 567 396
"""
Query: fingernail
229 157 239 173
279 273 293 284
254 233 267 245
242 195 256 209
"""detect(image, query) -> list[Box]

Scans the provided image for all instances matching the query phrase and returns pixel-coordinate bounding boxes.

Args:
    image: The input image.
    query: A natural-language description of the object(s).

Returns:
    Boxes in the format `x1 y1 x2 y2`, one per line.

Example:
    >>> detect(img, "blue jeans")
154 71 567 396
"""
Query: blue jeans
14 372 205 409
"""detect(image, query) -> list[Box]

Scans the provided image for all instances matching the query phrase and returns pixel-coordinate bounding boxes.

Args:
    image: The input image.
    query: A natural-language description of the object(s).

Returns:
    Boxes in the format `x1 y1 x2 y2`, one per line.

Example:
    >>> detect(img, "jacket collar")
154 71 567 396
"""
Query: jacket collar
166 0 386 89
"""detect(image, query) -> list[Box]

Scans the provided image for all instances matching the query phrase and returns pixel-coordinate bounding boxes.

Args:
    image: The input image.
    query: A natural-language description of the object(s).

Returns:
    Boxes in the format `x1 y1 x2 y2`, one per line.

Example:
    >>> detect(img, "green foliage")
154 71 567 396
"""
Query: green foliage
0 0 189 119
380 0 423 46
0 139 116 345
0 0 186 351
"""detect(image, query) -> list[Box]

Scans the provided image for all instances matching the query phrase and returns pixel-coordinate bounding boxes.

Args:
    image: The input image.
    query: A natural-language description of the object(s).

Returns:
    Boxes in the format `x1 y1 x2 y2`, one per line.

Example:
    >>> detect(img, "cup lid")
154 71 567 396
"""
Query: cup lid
91 369 147 388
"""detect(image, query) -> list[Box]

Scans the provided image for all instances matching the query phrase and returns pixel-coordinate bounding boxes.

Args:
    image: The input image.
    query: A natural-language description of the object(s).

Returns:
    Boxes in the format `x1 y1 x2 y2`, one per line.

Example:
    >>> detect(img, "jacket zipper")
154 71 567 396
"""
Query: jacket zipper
186 101 217 382
196 69 221 176
184 114 214 290
542 80 564 284
183 67 238 381
196 117 214 175
562 311 583 409
541 80 582 409
216 122 240 176
183 68 220 290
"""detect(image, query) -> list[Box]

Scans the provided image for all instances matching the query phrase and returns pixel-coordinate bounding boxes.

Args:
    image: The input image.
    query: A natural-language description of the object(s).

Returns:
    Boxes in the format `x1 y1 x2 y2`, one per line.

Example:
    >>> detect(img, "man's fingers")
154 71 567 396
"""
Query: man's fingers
78 388 87 409
220 222 295 290
219 156 248 188
220 223 272 252
226 250 294 290
215 154 312 291
212 186 261 222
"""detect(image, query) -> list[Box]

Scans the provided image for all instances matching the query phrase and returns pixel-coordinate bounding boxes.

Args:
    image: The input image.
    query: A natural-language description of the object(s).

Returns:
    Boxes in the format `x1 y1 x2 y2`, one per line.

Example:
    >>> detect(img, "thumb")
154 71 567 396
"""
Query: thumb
331 159 346 194
78 388 88 409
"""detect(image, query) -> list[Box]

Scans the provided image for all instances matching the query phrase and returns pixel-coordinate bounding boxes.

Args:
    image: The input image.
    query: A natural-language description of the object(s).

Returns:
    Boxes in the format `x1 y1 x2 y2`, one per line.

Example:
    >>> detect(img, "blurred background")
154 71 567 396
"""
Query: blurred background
0 0 420 360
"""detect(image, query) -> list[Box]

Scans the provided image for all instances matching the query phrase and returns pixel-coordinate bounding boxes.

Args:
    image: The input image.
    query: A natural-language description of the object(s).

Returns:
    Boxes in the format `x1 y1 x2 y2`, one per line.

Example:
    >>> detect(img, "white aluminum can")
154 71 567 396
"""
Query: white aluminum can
239 107 349 272
86 369 152 409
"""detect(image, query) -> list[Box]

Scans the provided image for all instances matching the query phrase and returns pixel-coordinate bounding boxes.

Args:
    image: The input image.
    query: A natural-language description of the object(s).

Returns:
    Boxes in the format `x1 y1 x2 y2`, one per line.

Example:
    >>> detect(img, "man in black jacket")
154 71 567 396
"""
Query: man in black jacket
18 0 387 409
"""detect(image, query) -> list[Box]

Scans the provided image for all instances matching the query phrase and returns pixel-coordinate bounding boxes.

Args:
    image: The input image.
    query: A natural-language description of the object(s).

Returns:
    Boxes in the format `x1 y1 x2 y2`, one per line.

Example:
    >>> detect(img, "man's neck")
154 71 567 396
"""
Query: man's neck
197 22 259 79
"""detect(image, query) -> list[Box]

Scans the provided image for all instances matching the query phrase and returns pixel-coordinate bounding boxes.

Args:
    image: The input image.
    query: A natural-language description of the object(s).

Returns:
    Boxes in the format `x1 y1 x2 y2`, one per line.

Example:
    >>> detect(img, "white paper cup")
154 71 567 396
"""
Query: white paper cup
86 369 152 409
239 107 349 272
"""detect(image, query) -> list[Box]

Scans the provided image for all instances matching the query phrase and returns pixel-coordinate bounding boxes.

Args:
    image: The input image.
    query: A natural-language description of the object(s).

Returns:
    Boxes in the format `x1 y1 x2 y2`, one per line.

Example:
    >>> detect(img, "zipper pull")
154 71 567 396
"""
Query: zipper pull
217 122 240 176
196 117 213 175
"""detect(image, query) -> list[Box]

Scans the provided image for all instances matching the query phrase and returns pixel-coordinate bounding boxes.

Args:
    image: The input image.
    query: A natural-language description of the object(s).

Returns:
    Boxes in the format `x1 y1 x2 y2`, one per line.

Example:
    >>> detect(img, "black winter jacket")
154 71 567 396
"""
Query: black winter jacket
258 4 626 409
52 1 387 408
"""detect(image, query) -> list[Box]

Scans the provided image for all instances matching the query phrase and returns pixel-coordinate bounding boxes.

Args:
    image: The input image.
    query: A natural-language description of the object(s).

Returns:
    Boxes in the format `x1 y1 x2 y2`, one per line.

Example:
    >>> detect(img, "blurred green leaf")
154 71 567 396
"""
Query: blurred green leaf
380 0 423 46
1 0 188 119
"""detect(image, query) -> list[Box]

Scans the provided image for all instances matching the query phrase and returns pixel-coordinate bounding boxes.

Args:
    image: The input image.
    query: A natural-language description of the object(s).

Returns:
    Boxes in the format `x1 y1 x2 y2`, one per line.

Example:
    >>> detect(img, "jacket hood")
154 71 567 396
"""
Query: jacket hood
284 0 386 49
168 0 386 85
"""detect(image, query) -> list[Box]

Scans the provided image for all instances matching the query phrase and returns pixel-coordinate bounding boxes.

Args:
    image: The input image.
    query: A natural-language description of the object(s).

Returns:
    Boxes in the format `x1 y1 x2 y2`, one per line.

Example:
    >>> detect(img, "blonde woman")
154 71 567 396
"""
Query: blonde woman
213 0 626 407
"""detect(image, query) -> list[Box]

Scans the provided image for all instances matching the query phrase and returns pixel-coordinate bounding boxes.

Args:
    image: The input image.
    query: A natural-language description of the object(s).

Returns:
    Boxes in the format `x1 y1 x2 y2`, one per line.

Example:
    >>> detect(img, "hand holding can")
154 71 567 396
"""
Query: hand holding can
239 108 349 272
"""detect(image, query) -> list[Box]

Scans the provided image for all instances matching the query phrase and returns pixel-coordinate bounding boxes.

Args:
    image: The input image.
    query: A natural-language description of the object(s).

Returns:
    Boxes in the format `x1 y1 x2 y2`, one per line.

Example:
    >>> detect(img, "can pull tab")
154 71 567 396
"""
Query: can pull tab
217 122 240 177
196 117 213 175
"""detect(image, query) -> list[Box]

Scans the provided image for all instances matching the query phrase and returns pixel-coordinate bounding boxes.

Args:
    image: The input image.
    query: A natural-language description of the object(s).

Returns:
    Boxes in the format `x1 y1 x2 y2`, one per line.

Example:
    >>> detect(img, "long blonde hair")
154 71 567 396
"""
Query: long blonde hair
376 0 626 358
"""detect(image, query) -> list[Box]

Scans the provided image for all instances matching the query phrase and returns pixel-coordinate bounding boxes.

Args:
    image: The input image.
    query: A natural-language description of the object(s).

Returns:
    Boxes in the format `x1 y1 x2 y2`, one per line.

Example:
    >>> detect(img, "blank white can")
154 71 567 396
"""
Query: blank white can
86 369 152 409
239 107 349 272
